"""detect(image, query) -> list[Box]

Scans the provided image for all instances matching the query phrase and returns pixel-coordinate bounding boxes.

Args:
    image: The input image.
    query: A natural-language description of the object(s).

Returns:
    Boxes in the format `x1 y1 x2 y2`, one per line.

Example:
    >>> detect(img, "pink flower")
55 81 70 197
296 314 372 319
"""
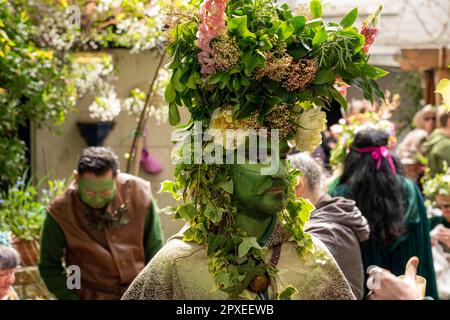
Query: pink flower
334 76 351 96
196 0 230 76
360 5 382 54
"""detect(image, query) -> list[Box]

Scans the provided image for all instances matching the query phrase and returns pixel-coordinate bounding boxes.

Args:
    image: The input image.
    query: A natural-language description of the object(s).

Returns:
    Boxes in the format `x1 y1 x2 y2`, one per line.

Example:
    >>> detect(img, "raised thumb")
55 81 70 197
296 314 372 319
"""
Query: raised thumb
405 256 419 281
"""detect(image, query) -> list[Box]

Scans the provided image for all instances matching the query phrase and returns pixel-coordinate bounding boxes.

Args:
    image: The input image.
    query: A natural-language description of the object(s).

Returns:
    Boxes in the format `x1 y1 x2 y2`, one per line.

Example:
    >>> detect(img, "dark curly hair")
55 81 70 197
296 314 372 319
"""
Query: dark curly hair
77 147 119 177
338 127 406 246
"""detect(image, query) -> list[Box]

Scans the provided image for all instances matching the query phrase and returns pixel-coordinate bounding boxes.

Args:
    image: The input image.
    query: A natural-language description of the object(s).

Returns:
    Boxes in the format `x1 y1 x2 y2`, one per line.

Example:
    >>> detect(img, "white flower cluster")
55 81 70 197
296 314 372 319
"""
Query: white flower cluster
71 54 114 97
122 67 170 124
36 7 80 51
115 16 166 54
96 0 123 13
88 84 122 122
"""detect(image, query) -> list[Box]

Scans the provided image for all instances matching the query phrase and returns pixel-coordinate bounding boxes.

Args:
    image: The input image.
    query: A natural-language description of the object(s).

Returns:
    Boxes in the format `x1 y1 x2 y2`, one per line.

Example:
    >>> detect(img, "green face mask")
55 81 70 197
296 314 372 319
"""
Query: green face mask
78 175 116 209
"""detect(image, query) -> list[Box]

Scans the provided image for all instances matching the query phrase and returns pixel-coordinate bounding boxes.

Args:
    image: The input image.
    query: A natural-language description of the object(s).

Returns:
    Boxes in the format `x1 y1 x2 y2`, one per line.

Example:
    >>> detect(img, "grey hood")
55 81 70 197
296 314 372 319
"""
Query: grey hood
311 194 370 242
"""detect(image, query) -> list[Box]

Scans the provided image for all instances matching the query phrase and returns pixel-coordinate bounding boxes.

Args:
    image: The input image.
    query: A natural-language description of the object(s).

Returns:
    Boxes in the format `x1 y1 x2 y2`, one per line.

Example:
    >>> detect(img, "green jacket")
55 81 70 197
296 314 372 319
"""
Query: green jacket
38 201 164 300
424 130 450 176
330 176 439 299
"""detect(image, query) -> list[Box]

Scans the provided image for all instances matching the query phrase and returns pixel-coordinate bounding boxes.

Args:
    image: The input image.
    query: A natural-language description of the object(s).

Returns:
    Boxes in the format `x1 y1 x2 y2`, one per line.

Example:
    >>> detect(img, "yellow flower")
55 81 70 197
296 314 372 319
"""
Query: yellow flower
294 106 327 153
436 79 450 111
209 106 250 150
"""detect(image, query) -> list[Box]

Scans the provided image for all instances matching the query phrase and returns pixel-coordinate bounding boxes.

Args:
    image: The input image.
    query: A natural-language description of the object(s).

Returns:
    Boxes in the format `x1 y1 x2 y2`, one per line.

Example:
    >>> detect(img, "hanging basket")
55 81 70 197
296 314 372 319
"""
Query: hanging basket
12 238 40 267
77 121 115 147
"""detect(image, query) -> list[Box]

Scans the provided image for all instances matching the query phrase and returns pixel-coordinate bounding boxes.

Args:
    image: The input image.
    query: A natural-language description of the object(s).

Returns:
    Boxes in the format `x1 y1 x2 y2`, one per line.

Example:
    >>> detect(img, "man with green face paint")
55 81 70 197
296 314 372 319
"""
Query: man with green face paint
39 147 164 300
123 131 355 300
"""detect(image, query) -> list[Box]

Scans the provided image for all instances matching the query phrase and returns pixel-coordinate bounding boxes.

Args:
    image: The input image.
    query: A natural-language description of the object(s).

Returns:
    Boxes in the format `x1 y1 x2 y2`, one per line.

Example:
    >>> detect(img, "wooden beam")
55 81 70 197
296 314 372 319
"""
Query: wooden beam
399 48 450 71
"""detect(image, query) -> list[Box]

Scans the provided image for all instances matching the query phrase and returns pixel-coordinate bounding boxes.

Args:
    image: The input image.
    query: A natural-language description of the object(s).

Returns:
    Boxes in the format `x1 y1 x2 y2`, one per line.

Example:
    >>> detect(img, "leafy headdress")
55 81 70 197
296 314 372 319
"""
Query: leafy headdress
423 163 450 207
161 0 386 299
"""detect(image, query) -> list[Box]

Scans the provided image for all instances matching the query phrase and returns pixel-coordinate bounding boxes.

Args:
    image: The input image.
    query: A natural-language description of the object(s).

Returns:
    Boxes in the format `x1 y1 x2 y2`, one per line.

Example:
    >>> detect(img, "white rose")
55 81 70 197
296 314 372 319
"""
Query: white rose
295 107 327 153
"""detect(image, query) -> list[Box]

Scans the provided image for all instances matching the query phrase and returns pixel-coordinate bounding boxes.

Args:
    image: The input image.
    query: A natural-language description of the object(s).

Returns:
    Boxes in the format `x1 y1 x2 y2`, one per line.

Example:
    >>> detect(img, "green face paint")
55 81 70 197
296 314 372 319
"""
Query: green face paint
78 175 116 209
229 140 291 219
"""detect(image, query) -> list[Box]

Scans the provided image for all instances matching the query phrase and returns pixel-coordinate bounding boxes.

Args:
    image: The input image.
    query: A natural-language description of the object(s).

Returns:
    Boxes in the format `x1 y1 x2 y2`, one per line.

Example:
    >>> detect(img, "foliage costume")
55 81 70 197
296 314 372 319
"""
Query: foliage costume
123 0 387 300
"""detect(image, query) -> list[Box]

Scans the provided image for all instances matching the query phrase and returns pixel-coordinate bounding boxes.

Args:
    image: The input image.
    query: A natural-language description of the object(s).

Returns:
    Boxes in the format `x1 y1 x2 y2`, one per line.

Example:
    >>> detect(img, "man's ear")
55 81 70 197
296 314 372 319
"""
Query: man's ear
73 170 79 183
295 176 305 198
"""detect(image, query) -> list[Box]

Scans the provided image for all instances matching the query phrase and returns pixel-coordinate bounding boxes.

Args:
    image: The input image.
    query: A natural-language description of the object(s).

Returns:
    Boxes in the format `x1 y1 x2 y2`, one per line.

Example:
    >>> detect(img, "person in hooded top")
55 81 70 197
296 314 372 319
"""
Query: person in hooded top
397 105 436 186
289 152 370 299
424 108 450 177
329 127 438 299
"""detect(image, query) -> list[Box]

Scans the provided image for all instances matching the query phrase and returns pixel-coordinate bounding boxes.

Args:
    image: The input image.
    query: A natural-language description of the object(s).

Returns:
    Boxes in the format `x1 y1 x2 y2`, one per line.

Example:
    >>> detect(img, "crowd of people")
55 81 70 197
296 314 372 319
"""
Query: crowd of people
0 103 448 300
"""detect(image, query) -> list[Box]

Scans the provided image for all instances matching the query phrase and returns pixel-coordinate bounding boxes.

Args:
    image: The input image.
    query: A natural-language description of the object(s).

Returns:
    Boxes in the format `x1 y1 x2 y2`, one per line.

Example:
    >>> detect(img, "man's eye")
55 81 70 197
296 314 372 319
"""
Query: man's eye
85 191 96 196
100 191 112 196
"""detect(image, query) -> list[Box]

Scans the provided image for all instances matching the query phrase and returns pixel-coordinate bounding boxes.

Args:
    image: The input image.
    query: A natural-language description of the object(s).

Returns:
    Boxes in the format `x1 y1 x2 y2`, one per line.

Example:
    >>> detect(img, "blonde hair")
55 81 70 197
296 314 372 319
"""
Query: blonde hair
413 105 436 130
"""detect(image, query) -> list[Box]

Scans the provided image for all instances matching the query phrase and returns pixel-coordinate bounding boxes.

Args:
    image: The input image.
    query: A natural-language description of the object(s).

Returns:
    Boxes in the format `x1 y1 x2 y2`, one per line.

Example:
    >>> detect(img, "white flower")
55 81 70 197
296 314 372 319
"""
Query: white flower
295 107 327 153
209 106 250 150
88 86 121 121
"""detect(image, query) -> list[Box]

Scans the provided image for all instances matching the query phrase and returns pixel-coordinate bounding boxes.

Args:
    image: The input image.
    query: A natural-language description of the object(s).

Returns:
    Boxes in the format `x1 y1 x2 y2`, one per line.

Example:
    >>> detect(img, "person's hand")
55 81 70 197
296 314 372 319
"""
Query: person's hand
437 227 450 247
367 257 423 300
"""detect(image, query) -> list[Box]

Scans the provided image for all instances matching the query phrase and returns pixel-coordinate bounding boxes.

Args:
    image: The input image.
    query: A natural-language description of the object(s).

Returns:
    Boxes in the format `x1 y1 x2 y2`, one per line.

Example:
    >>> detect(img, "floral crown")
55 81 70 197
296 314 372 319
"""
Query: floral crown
330 92 399 168
165 0 386 153
423 163 450 205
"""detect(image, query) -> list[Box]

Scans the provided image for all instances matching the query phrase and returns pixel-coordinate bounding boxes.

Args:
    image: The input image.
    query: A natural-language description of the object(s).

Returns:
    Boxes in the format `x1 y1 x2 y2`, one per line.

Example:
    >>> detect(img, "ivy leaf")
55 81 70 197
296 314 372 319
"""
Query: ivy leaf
278 285 299 300
177 204 197 221
339 8 358 28
207 233 227 256
207 71 227 85
278 21 294 40
204 202 223 224
238 237 263 258
169 102 180 126
312 69 335 84
218 180 233 193
312 27 327 47
164 82 176 103
310 0 322 19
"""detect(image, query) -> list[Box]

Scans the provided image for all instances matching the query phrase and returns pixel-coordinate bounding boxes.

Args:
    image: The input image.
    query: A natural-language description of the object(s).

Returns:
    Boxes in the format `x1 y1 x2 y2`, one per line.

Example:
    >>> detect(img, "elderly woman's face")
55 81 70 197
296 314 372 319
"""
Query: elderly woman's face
422 112 436 133
0 269 15 298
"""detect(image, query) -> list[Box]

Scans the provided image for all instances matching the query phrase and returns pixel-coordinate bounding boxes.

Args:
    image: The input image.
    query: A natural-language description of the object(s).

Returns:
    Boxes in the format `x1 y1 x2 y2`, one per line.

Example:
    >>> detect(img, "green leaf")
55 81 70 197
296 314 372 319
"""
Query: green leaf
305 18 323 29
164 82 176 103
240 76 250 86
278 286 299 300
330 87 348 111
278 21 294 40
312 27 328 47
218 180 233 193
340 8 358 28
177 204 197 221
169 102 180 126
228 16 256 39
358 63 389 79
233 77 241 91
207 71 226 85
310 0 323 19
173 69 186 92
207 233 226 256
244 53 258 76
238 237 263 258
292 16 306 33
312 69 336 84
288 46 309 59
204 202 223 224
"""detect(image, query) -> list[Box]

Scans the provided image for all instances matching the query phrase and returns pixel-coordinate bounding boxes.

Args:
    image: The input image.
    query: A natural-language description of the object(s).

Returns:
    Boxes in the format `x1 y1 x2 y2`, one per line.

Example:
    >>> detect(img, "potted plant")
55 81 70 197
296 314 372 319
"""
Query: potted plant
0 176 67 266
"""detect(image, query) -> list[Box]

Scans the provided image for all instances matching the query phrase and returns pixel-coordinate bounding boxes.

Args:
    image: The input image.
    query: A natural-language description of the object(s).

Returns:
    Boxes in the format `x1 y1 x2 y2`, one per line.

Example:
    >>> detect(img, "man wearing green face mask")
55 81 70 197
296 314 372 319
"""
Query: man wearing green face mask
39 147 164 300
